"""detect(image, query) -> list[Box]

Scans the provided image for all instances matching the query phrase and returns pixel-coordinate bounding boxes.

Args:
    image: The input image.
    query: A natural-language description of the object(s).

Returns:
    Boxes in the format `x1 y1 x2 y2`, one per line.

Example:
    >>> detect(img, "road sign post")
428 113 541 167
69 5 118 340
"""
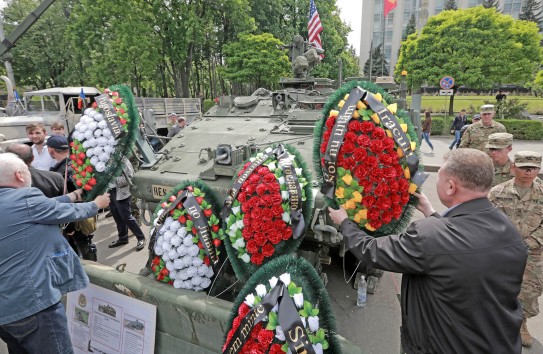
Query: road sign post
440 76 455 116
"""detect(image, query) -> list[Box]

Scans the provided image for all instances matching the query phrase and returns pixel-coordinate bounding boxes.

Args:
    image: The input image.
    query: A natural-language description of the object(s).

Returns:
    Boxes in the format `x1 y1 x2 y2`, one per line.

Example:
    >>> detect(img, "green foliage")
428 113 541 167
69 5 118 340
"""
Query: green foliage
519 0 543 31
402 14 417 41
224 255 341 354
500 119 543 140
221 33 290 89
444 0 458 11
430 116 447 135
492 98 529 119
395 7 543 90
527 70 543 97
363 43 388 77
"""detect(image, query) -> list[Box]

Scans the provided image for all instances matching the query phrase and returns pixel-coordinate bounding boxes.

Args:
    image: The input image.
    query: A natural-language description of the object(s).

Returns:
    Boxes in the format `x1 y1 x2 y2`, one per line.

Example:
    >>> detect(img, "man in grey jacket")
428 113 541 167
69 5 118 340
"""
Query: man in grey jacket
0 153 110 353
329 148 527 354
108 157 146 250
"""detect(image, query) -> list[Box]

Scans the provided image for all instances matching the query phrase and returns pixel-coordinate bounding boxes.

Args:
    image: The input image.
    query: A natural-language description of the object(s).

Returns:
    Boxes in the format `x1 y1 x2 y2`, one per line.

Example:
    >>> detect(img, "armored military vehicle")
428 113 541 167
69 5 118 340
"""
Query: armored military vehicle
132 35 343 251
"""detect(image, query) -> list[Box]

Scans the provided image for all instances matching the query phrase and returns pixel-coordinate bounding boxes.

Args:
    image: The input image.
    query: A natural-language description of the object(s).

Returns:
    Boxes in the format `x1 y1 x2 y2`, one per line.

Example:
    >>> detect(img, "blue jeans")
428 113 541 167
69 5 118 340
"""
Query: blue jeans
0 302 74 354
421 132 434 150
449 130 461 149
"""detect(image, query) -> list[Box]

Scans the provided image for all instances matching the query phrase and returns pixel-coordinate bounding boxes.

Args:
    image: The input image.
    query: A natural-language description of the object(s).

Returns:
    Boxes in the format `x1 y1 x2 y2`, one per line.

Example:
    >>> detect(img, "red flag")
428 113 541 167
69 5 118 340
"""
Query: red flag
78 88 86 109
384 0 397 17
308 0 324 58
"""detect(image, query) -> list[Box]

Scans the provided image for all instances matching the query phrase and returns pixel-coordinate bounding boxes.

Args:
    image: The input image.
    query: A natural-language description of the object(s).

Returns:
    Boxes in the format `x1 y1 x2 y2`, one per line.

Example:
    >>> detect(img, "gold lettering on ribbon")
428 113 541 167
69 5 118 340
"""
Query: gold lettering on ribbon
287 326 311 354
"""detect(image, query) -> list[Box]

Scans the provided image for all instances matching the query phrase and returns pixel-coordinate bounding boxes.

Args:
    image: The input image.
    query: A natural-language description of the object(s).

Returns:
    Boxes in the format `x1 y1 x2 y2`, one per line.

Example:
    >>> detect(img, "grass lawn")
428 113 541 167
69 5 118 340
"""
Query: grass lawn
407 95 543 115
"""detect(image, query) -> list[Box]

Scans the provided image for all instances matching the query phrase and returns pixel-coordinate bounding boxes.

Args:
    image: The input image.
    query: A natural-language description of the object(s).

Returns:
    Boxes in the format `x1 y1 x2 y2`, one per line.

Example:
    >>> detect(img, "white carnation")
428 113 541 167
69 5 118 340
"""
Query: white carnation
176 245 187 257
233 238 245 249
177 227 187 237
88 121 98 132
255 284 267 298
94 113 104 121
188 244 199 257
170 235 182 247
275 325 286 341
300 316 307 328
98 120 108 129
295 168 303 175
156 235 164 245
236 220 244 228
165 261 175 271
200 277 211 289
173 258 184 269
163 217 173 227
167 249 178 260
183 236 193 247
181 256 192 268
278 177 285 185
95 162 106 172
97 137 108 146
154 245 164 256
173 279 183 289
313 344 323 354
281 191 289 200
191 276 203 286
186 266 197 278
279 273 291 286
102 128 112 138
231 206 240 215
267 162 276 170
78 123 88 132
84 108 93 115
269 276 279 288
82 141 91 149
169 220 181 231
244 293 255 307
293 293 304 308
93 129 103 138
161 252 170 261
282 212 291 223
84 130 93 140
308 316 319 332
206 266 214 278
88 110 97 118
163 230 173 242
240 253 250 263
98 152 110 162
103 145 114 154
177 269 189 280
86 148 94 157
90 156 100 167
197 264 208 276
192 257 203 267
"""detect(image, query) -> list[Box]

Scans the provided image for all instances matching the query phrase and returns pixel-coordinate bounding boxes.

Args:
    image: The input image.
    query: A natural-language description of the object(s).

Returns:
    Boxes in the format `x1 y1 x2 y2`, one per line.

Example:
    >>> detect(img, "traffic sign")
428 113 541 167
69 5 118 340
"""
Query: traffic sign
440 76 454 90
439 89 454 96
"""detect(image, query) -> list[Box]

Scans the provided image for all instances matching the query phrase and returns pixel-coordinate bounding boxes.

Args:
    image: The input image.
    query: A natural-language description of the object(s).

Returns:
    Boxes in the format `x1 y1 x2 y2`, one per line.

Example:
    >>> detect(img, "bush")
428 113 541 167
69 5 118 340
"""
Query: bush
500 119 543 140
203 99 215 113
430 116 446 135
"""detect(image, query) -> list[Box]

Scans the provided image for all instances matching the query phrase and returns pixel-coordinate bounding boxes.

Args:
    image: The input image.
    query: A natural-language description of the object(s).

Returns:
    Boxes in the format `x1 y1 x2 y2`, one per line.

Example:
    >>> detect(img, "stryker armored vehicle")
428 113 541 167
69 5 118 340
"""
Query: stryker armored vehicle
132 35 344 250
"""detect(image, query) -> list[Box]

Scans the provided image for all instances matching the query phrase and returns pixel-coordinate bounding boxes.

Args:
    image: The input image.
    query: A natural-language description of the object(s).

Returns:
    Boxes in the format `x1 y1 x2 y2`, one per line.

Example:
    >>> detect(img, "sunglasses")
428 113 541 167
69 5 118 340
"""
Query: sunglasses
517 166 539 173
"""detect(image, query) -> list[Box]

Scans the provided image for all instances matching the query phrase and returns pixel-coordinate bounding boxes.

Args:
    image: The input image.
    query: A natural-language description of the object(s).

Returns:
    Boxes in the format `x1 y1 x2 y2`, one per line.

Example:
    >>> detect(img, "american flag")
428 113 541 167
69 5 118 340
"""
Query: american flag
308 0 324 58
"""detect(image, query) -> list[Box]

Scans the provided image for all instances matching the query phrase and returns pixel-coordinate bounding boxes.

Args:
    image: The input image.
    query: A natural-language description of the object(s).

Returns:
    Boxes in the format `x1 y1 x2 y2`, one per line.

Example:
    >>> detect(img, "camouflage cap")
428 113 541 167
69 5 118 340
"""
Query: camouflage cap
514 151 542 168
485 133 513 149
480 104 495 113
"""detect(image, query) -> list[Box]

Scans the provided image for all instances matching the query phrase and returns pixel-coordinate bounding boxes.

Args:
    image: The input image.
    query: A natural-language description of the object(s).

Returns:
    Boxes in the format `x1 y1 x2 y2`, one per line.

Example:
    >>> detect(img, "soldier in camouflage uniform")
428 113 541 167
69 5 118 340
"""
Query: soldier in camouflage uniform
459 104 506 151
488 151 543 348
486 132 514 187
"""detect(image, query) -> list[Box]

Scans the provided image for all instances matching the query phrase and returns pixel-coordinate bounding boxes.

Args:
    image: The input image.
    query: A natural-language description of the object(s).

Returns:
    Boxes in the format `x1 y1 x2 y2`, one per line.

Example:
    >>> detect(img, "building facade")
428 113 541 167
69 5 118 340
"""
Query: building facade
359 0 541 75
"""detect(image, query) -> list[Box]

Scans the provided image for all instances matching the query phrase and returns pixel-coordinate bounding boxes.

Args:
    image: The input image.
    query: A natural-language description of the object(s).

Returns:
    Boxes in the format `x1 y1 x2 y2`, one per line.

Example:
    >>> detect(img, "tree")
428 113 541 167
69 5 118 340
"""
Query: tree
482 0 500 10
363 43 389 77
221 33 290 94
519 0 543 31
402 14 417 41
395 7 542 115
444 0 458 11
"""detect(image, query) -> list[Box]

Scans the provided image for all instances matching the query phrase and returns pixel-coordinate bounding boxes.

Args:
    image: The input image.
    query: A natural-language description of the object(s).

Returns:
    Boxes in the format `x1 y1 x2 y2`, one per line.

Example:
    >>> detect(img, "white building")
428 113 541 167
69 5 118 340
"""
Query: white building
359 0 542 75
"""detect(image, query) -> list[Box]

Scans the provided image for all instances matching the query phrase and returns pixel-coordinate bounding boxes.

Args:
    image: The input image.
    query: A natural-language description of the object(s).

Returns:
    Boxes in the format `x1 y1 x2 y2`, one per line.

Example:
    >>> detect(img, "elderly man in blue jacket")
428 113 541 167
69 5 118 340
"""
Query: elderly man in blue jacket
0 153 110 354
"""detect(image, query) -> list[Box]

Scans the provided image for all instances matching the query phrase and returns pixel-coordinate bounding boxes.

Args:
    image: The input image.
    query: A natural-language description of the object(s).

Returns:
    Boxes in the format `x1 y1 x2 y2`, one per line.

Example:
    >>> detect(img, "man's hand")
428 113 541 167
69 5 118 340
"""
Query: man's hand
93 193 110 209
414 192 436 217
328 206 348 225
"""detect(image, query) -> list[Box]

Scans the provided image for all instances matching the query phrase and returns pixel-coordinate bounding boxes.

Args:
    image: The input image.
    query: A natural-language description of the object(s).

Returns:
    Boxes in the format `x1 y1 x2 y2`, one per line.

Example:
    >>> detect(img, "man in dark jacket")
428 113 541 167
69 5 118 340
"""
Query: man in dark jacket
329 148 527 354
449 109 468 150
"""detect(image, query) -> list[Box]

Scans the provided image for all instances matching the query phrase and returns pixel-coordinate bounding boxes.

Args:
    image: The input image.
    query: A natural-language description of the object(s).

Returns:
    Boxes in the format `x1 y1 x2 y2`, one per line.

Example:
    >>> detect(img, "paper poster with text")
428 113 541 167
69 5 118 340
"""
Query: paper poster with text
67 283 156 354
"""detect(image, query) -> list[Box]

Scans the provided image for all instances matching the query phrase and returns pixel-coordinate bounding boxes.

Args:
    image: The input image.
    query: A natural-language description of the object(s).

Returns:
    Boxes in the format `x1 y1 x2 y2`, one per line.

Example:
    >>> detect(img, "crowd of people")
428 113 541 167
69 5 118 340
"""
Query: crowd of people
0 101 541 353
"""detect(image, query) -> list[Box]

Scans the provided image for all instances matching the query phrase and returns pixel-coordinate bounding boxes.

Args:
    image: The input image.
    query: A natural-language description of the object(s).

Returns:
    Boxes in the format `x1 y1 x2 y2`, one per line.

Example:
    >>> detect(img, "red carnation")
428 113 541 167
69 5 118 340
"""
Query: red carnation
325 115 336 129
367 207 380 221
245 184 256 195
269 344 283 354
372 127 386 139
257 166 269 176
320 142 327 154
249 175 261 185
256 184 268 196
263 173 276 184
203 208 212 217
212 224 220 233
349 120 362 132
356 134 371 147
282 227 293 240
250 252 265 265
344 131 357 143
257 329 274 348
374 183 389 197
342 142 356 154
369 219 383 230
254 233 267 247
323 130 331 141
361 121 375 133
246 240 258 254
232 316 242 331
238 303 250 317
362 195 376 207
365 155 379 168
353 148 367 161
370 140 384 154
262 243 275 257
269 232 282 245
381 211 394 224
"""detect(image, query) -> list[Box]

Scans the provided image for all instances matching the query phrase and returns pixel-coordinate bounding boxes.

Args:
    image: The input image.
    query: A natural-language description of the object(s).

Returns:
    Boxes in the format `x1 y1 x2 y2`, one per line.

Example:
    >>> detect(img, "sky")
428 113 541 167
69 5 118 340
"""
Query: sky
336 0 362 55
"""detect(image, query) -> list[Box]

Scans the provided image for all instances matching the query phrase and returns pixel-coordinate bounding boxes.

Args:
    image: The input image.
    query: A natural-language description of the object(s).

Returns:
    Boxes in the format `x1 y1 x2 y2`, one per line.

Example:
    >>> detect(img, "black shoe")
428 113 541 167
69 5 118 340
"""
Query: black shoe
136 239 146 251
108 239 129 248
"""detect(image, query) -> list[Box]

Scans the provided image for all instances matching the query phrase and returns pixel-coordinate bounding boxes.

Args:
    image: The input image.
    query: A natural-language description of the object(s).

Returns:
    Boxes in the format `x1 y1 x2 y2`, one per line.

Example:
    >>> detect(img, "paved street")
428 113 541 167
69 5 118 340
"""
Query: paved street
1 136 542 353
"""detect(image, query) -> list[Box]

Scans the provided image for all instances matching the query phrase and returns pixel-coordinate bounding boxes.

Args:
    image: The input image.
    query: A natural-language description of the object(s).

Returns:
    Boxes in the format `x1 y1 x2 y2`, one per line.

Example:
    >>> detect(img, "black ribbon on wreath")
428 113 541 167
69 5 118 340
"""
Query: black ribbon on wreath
220 144 305 240
94 94 126 139
149 189 219 273
222 280 315 354
321 87 428 200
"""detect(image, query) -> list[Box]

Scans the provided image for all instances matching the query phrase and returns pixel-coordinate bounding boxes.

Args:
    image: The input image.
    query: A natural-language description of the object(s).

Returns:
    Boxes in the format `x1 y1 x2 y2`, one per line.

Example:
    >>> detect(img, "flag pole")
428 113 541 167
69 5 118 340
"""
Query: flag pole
368 40 373 83
382 10 386 77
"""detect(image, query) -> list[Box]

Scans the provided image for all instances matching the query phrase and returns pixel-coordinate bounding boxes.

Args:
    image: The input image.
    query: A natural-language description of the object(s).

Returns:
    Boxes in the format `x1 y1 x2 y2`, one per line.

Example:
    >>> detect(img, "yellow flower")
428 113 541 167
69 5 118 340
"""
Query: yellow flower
387 103 397 115
411 141 417 151
335 187 345 199
400 123 408 132
371 113 380 124
342 174 353 185
344 94 350 101
404 166 411 179
356 101 367 110
338 100 345 108
397 147 405 158
352 110 360 119
354 213 362 223
386 130 393 138
365 222 376 231
408 183 418 194
352 191 362 203
344 199 357 210
330 110 339 117
373 93 383 102
357 208 367 219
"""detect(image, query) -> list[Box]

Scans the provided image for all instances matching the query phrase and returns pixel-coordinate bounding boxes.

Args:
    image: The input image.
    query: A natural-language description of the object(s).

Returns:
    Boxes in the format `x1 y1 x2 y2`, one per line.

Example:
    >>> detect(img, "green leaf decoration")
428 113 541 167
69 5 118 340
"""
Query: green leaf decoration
266 311 278 331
